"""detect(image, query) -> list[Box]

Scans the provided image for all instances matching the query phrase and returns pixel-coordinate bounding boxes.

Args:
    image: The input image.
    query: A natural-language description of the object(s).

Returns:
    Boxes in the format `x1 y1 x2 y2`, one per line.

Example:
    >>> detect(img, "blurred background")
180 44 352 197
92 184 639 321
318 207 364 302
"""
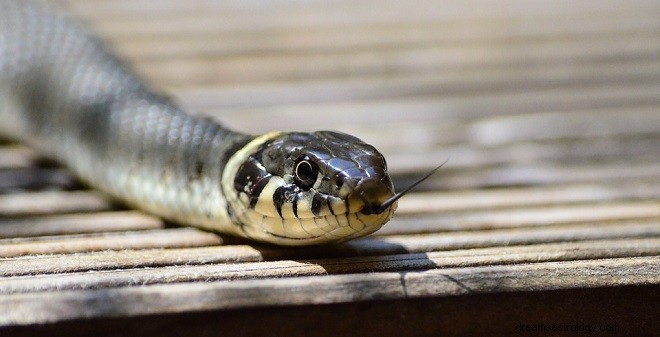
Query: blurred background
54 0 660 193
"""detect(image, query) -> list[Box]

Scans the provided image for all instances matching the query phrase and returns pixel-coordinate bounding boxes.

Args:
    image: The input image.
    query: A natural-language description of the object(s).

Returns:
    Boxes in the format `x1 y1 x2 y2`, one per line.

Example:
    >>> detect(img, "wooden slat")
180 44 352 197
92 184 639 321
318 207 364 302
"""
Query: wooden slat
470 110 660 145
106 16 659 60
398 162 660 189
133 38 659 86
381 201 660 234
324 107 660 152
179 81 660 113
1 237 656 279
0 245 265 277
0 191 113 217
332 220 660 256
207 94 660 137
386 139 660 174
397 183 660 214
64 0 660 31
1 256 657 325
0 211 163 238
0 228 222 258
0 147 37 170
1 238 658 294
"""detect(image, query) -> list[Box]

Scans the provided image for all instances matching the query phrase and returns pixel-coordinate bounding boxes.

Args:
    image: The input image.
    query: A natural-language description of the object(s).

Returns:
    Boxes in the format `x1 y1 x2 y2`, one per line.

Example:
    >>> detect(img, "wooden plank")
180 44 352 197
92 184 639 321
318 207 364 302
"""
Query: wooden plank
1 286 655 337
0 191 113 217
320 108 660 152
334 220 660 256
103 219 660 260
214 100 660 137
0 147 37 170
396 162 660 189
396 183 660 214
178 79 660 112
63 0 659 31
1 238 658 294
0 228 222 258
385 139 660 174
380 201 660 234
470 110 660 145
0 245 265 277
0 237 657 278
0 218 657 262
135 39 659 86
0 211 163 238
106 18 659 60
1 256 657 325
409 135 660 168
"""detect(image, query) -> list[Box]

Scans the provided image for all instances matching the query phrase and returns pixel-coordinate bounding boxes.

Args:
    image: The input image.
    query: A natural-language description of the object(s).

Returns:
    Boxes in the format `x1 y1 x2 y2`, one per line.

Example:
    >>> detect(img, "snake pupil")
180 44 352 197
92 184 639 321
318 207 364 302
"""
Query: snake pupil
295 157 317 190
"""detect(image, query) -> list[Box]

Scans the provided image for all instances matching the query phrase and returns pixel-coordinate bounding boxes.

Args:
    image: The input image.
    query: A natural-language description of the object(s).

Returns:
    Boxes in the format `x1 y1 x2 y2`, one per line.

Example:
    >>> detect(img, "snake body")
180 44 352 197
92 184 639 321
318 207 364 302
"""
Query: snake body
0 0 397 245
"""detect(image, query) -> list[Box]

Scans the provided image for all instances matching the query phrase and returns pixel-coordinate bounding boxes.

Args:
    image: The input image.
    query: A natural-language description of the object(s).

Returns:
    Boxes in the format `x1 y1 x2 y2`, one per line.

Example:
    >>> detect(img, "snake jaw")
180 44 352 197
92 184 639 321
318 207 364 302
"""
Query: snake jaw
227 175 397 245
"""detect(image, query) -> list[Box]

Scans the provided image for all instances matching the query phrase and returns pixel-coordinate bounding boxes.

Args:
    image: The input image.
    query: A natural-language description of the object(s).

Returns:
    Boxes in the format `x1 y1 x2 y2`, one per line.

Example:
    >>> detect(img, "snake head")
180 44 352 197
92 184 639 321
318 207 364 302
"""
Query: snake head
223 131 396 245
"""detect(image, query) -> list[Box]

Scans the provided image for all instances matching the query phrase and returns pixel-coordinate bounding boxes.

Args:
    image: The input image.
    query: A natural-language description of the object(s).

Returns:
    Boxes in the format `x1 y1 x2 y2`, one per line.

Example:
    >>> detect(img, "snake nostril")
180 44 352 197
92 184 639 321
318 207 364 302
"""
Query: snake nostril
352 178 394 215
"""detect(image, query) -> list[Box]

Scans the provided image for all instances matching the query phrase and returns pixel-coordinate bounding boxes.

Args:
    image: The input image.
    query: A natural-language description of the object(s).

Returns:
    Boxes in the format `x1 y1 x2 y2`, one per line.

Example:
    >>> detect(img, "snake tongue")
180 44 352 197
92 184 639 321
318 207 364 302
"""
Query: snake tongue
372 160 449 214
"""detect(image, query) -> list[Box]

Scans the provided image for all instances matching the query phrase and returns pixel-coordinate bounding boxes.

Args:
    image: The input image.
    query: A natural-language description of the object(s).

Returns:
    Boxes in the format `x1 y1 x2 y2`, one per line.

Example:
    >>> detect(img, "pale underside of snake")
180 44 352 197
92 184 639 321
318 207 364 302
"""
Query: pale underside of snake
0 0 427 245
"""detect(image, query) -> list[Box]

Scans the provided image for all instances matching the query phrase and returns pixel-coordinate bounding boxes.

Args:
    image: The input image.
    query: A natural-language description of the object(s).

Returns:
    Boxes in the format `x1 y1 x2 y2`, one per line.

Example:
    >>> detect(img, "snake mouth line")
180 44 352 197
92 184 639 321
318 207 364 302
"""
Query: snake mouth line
262 230 324 241
252 207 391 242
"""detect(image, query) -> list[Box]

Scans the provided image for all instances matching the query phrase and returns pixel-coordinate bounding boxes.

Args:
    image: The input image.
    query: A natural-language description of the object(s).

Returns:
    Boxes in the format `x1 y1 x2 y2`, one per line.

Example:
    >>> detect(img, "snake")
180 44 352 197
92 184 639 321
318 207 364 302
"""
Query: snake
0 0 412 245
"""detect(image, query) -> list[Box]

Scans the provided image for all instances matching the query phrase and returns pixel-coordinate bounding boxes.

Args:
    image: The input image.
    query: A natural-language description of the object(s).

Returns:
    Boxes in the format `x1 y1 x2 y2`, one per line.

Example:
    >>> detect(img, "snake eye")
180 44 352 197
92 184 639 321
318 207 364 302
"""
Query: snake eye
294 156 318 190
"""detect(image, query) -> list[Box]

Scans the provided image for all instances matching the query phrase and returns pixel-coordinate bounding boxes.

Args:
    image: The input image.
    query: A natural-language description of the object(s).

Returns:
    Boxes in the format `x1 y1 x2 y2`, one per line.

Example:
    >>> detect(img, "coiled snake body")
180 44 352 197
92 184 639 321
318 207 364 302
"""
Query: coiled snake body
0 0 397 245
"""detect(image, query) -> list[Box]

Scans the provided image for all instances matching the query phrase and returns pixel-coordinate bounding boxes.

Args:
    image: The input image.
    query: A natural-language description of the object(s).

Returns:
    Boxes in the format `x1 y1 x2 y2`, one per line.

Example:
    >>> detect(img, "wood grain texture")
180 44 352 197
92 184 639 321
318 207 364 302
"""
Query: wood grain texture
0 0 658 335
1 256 658 325
1 238 658 294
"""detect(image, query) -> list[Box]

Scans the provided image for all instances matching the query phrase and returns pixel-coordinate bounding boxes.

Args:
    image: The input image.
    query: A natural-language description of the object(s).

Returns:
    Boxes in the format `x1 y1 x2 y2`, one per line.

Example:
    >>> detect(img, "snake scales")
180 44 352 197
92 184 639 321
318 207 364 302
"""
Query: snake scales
0 0 400 245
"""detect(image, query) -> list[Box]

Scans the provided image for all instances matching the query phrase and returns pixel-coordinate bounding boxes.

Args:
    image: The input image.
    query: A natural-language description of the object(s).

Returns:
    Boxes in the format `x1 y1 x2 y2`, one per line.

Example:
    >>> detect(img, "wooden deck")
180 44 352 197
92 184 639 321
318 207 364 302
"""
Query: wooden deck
1 0 659 336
